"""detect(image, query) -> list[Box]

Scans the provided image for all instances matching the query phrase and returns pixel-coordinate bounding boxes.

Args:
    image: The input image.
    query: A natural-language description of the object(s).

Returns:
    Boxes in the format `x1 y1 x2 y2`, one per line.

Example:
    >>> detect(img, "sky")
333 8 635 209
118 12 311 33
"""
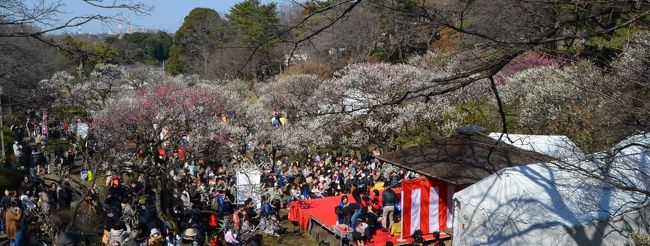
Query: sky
56 0 273 34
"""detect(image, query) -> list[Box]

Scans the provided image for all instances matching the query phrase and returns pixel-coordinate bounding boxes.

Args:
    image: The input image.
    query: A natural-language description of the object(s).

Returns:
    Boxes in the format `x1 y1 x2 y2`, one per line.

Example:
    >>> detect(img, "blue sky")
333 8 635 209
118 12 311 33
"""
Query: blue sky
56 0 274 34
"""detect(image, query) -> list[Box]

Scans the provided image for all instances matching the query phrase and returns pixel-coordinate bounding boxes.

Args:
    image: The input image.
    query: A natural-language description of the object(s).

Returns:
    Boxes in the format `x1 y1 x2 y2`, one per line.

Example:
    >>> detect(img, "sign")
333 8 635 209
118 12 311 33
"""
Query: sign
236 170 262 208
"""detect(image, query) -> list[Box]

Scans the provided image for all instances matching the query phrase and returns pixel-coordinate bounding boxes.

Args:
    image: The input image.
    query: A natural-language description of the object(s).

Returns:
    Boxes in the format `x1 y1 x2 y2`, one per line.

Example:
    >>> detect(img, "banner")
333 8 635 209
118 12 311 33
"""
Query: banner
401 177 455 238
41 111 48 137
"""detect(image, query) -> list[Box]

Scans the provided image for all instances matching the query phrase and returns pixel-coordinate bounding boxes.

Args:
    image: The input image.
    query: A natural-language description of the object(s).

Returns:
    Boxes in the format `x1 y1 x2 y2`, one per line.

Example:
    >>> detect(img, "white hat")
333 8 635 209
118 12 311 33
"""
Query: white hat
182 228 197 240
150 228 160 236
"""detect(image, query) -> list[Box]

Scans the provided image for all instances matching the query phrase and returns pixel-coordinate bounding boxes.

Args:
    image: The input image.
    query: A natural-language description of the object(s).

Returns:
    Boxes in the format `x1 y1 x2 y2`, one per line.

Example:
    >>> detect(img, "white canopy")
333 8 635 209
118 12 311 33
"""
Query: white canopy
453 134 650 246
488 133 583 159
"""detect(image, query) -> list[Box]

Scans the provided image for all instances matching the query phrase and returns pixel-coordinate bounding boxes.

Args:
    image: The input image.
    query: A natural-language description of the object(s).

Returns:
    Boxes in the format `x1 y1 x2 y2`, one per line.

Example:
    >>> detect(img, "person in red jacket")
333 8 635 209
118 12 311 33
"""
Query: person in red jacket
208 213 218 239
177 147 186 159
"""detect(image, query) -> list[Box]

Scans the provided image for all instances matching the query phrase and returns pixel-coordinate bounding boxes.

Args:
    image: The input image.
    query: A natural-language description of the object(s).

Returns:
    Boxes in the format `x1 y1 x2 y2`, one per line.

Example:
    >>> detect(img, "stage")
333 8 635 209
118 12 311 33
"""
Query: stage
288 191 450 246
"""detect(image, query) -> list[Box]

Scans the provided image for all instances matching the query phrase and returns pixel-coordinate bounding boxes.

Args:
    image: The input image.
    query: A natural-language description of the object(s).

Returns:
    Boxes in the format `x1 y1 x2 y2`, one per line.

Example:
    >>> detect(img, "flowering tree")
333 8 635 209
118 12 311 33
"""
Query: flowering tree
500 62 601 133
39 64 130 113
608 32 650 131
93 80 228 230
257 74 321 115
258 63 471 151
494 54 567 83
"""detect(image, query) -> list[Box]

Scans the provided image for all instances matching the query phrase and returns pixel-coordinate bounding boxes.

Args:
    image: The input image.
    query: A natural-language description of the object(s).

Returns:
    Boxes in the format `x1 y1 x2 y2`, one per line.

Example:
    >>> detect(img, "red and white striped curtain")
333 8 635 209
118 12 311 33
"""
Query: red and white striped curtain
401 177 455 238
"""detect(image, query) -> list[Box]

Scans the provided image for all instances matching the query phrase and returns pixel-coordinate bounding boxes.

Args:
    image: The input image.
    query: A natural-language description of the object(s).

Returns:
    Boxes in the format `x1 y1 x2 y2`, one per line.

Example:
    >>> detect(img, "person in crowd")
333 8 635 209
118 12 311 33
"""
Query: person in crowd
147 228 164 246
19 176 33 197
12 141 22 165
382 184 397 231
335 195 349 225
390 214 401 237
432 231 446 246
0 189 10 234
1 109 410 245
6 199 22 246
224 227 240 246
352 217 370 246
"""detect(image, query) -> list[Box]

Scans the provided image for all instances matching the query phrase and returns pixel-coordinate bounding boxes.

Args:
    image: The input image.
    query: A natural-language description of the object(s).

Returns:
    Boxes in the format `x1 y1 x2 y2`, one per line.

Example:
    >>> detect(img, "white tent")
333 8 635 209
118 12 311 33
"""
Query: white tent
453 134 650 246
488 133 583 159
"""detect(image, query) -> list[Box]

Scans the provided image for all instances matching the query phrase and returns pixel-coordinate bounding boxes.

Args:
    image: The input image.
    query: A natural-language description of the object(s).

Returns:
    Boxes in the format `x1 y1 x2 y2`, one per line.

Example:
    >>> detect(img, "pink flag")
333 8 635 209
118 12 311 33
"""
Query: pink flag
41 111 48 137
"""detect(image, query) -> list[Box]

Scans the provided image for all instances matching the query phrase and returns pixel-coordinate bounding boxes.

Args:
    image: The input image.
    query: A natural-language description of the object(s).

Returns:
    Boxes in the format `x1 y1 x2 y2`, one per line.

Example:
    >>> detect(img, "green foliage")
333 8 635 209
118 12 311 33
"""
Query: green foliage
59 35 120 74
52 104 87 118
106 31 173 65
227 0 280 48
165 45 189 75
2 127 16 160
166 8 230 75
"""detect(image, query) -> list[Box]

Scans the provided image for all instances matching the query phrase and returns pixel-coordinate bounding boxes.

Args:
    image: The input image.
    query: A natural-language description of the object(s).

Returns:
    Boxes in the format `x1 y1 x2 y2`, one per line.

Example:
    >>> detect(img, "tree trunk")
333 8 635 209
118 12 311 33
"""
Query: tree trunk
155 179 178 232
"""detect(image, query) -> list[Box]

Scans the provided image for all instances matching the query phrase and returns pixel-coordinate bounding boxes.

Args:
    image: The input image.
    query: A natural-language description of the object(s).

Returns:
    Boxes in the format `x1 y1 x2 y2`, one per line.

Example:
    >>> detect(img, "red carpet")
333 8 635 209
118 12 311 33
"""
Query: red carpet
289 190 425 246
288 194 343 229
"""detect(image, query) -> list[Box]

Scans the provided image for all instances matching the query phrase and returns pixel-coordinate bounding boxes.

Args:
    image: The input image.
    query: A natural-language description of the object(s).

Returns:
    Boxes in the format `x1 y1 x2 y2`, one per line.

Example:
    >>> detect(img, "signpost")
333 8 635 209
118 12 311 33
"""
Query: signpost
0 85 5 163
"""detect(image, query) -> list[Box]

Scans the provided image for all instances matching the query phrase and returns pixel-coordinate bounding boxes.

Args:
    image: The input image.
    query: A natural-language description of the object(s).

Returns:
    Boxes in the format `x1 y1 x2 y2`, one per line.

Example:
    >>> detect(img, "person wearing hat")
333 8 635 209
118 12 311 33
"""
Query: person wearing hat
178 228 198 246
147 228 164 246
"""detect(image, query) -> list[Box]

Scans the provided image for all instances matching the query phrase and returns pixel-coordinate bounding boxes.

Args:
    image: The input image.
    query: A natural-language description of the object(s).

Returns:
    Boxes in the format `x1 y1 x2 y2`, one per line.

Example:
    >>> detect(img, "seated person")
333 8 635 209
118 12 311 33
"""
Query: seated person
352 217 370 246
335 195 349 225
390 215 401 237
432 231 445 246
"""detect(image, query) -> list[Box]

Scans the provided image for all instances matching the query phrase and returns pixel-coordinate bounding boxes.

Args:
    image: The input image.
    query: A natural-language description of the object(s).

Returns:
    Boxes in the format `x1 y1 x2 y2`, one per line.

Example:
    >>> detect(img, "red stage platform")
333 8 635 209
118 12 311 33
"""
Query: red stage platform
288 190 448 246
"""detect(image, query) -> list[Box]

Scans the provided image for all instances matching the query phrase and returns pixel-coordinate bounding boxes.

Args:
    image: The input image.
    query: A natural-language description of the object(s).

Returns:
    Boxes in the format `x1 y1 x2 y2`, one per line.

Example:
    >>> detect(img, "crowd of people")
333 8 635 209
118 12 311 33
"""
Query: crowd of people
101 143 417 246
283 152 419 245
1 110 80 246
0 109 436 246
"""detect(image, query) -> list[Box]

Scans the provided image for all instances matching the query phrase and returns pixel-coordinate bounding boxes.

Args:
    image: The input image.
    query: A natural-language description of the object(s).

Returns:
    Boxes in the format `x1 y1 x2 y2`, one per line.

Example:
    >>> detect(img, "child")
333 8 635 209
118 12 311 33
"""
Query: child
390 214 401 237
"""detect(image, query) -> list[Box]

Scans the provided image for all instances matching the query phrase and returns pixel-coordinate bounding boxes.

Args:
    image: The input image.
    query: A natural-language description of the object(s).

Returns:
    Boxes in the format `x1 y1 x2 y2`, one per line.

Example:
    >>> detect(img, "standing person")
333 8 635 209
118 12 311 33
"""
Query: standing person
12 141 22 164
381 185 396 231
6 199 22 246
47 184 58 211
0 189 11 234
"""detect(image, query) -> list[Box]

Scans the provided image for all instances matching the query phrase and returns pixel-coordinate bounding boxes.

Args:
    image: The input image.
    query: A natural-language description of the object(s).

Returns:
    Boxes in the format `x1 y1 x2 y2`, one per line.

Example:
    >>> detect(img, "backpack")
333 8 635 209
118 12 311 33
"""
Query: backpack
217 194 225 210
262 203 272 216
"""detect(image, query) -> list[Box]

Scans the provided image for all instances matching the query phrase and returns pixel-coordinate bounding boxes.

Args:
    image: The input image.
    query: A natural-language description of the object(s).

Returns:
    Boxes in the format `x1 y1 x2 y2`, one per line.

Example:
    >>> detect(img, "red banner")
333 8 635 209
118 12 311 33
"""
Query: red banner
401 177 455 238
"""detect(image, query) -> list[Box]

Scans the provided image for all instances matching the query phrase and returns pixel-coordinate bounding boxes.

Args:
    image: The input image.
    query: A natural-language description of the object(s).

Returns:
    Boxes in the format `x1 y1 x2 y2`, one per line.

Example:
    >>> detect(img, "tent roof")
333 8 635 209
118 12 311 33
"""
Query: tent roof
453 133 650 228
488 133 583 159
377 134 552 185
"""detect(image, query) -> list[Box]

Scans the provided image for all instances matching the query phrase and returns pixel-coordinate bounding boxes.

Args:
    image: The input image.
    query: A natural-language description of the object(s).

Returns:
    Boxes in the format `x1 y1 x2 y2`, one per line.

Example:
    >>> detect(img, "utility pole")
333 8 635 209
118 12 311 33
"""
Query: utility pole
0 86 5 163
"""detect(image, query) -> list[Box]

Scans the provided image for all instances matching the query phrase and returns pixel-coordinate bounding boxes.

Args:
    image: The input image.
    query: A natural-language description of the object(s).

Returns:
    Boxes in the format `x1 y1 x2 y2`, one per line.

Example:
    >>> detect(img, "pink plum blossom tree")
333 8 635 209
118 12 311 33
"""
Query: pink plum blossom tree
93 80 228 230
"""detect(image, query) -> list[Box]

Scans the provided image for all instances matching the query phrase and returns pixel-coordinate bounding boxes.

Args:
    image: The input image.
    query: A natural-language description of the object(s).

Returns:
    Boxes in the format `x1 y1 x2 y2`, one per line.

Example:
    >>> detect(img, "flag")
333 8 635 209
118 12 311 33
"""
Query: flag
41 111 48 137
401 177 455 238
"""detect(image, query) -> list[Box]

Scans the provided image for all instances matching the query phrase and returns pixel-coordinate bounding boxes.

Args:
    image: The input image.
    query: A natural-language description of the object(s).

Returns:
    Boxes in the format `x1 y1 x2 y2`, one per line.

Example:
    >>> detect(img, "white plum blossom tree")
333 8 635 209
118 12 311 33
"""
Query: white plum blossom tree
39 64 130 113
501 62 601 132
